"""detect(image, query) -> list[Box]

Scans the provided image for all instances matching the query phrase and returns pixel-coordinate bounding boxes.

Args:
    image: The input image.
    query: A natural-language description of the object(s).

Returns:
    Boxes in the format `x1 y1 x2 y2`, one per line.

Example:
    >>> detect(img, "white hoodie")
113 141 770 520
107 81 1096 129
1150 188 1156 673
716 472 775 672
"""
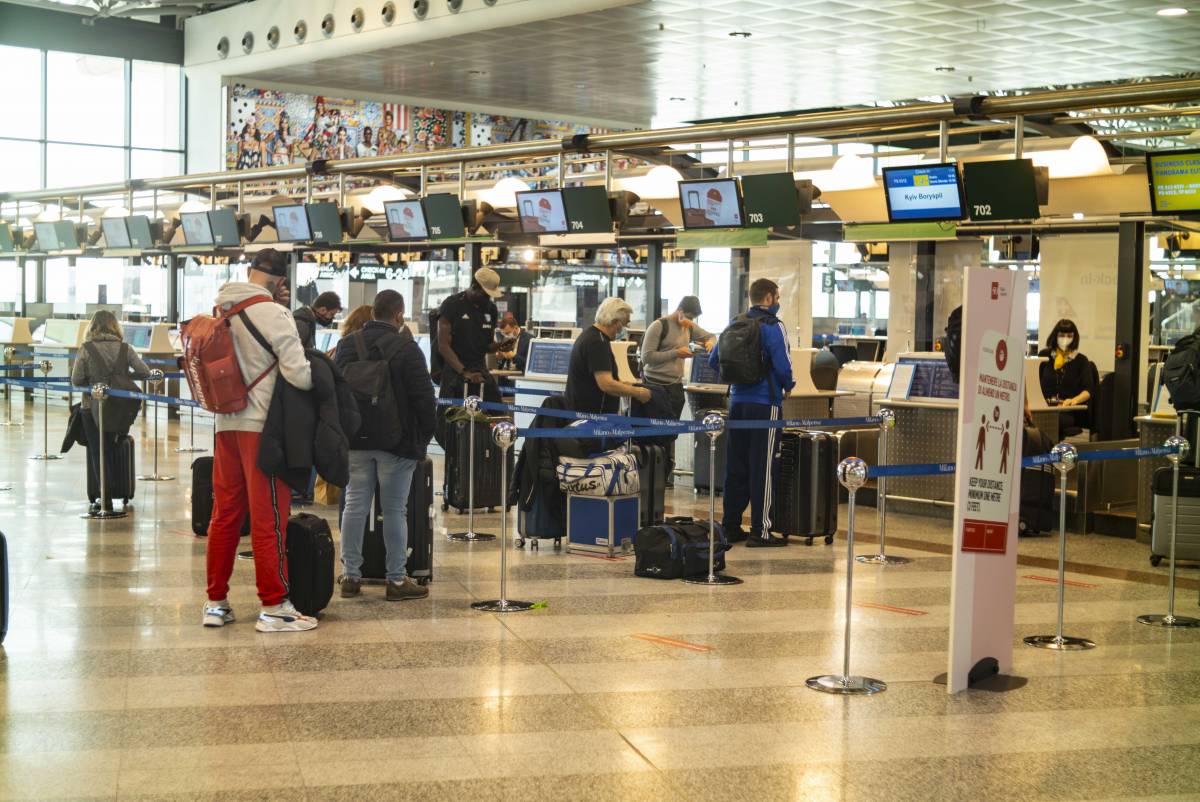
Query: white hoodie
214 282 313 434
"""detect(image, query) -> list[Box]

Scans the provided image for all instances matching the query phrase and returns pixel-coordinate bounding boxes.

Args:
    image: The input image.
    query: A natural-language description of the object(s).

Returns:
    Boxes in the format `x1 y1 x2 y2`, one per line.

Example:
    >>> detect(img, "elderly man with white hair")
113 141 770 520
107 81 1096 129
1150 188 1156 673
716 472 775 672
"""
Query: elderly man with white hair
565 296 652 416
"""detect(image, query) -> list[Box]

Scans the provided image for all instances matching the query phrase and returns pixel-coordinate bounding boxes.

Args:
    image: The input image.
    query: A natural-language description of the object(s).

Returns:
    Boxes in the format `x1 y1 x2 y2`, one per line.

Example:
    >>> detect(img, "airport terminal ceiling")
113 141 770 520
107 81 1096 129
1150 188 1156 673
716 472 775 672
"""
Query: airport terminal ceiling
227 0 1200 128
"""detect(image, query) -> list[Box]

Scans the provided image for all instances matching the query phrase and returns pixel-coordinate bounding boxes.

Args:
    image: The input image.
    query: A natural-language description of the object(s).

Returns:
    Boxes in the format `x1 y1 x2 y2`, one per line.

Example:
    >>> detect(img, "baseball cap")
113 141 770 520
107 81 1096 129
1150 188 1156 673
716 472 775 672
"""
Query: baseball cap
678 295 703 317
250 248 288 277
474 267 503 299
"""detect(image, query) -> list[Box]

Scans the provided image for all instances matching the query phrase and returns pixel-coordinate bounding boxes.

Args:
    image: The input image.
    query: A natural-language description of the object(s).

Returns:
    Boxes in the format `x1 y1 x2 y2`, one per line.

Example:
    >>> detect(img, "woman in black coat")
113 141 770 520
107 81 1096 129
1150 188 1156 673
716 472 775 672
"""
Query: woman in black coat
1039 318 1095 434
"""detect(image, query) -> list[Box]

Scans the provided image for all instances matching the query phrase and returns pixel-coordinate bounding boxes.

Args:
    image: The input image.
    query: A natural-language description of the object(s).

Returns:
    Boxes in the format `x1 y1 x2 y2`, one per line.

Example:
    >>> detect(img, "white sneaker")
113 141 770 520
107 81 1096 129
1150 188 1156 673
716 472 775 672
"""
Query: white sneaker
202 602 235 628
255 600 318 633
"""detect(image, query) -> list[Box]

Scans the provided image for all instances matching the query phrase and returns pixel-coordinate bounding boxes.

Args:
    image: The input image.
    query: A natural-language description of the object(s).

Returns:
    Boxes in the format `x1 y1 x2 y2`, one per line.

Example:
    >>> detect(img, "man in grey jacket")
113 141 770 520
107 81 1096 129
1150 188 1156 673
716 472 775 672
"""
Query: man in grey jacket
638 296 714 483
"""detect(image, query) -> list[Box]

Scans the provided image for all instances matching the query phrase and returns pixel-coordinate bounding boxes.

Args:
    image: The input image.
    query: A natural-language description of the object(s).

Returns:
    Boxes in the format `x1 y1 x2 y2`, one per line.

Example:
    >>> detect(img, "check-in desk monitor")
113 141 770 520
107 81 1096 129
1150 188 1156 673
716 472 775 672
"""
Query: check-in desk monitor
124 323 152 350
40 319 87 348
887 352 959 403
685 354 727 395
123 322 176 354
523 339 573 383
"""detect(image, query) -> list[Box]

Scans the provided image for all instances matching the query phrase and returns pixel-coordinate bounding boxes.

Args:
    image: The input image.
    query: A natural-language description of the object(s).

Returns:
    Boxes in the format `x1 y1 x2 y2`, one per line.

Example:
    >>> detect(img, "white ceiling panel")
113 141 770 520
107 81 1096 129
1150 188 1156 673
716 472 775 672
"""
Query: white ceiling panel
239 0 1200 127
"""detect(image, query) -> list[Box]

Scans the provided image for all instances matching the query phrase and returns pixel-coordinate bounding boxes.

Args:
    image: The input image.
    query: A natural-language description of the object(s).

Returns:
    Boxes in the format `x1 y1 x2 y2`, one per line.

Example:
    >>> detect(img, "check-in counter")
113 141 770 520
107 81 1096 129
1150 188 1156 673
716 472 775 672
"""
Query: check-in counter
782 348 847 419
833 361 895 466
1023 355 1087 442
682 355 728 488
124 322 182 418
0 317 35 402
36 319 89 405
513 339 570 449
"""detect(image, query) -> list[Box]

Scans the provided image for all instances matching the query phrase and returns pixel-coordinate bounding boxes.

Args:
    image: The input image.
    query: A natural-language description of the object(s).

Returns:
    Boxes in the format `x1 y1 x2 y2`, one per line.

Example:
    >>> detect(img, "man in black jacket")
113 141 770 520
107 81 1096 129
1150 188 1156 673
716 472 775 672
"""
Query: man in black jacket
294 291 343 350
334 290 435 601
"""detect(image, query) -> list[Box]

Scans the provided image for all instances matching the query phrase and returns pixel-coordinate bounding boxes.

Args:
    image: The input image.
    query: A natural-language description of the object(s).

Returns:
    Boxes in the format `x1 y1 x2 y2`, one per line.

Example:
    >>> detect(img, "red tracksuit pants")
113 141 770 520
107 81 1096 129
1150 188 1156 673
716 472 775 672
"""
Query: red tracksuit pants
206 430 290 606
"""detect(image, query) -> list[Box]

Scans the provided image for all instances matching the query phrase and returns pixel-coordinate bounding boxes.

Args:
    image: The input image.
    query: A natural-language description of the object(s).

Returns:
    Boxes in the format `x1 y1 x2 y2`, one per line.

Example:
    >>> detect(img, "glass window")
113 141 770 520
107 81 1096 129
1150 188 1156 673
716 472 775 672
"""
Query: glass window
661 260 694 318
834 288 858 319
46 143 125 187
696 248 732 332
46 51 125 147
131 149 183 180
0 260 21 312
0 47 42 140
131 60 181 150
180 259 247 321
874 289 890 321
0 139 43 191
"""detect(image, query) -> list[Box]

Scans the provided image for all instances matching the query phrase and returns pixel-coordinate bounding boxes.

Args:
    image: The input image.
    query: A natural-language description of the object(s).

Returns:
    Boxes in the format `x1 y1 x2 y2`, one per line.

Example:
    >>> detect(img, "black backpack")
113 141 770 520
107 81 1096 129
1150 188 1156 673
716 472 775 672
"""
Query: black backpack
718 313 773 385
342 331 406 449
1164 333 1200 411
84 341 142 433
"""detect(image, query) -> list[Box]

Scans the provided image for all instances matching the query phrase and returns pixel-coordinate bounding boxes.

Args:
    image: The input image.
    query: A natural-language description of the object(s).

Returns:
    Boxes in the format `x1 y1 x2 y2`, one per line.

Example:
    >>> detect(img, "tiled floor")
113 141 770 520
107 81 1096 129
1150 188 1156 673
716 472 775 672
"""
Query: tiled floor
3 402 1200 801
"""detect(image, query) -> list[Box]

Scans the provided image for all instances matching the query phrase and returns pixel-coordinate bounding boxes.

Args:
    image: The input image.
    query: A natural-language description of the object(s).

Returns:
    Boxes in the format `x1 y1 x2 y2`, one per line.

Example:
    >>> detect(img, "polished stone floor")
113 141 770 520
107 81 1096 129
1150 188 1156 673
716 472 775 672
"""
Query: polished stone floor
2 402 1200 801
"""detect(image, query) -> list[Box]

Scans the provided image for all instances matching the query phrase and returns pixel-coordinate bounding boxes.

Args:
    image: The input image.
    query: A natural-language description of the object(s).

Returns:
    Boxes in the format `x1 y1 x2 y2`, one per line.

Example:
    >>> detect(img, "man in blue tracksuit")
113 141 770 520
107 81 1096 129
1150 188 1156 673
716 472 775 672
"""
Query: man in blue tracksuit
708 278 795 547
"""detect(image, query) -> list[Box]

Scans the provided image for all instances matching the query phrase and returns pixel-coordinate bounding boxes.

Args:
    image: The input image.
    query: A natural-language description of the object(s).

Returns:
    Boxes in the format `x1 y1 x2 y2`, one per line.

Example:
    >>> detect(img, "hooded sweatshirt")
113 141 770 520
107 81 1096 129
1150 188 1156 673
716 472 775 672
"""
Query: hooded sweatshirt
214 282 313 434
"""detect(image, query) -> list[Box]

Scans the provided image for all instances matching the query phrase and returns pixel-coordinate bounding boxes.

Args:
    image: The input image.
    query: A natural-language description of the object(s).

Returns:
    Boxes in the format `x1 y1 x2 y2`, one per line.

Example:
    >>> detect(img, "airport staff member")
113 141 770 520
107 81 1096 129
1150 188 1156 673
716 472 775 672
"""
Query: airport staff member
497 313 533 372
293 291 343 350
437 268 510 406
1039 317 1095 435
708 278 794 547
639 295 714 481
566 297 651 416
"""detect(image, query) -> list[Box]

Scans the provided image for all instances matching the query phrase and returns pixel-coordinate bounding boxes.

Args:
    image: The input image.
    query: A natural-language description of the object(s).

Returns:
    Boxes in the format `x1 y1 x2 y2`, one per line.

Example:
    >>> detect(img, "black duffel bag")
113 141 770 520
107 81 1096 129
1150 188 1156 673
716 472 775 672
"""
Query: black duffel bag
634 516 728 580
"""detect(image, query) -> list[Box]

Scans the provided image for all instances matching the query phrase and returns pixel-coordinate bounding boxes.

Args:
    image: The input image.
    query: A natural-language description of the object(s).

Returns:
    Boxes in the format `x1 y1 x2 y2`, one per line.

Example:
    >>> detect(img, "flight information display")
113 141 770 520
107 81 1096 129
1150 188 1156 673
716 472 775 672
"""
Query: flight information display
1147 149 1200 214
962 159 1040 221
882 163 965 222
741 172 801 228
273 204 311 242
180 211 214 245
516 190 569 234
305 203 343 243
384 200 429 241
422 194 465 238
34 222 59 251
679 179 744 228
0 222 12 252
126 215 154 249
208 208 240 246
525 340 573 377
899 356 959 399
561 186 613 233
101 217 131 249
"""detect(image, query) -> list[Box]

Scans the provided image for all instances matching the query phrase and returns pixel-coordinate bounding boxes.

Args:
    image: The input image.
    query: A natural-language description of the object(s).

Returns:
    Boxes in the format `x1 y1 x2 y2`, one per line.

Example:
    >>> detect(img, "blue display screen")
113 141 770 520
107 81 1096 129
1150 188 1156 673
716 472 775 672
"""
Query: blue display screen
690 356 722 385
899 357 958 399
883 164 964 222
526 341 572 376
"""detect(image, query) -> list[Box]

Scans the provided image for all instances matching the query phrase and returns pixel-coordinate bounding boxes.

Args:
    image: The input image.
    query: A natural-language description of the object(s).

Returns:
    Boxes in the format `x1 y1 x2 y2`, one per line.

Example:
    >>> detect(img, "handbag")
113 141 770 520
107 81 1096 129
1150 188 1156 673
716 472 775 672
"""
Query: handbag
557 449 640 496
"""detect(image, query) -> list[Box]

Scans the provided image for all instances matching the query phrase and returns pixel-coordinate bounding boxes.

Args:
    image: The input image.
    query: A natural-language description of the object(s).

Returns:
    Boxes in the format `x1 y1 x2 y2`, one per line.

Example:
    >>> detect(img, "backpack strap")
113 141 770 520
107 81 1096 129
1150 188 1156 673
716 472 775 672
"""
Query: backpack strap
353 330 369 362
219 296 279 391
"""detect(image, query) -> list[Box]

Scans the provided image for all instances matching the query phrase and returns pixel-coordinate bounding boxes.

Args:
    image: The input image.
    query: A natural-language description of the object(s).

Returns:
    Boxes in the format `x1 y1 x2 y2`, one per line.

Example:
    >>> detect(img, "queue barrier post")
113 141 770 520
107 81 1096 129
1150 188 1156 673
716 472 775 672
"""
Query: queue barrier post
447 392 496 543
857 407 908 566
29 360 63 461
176 400 206 454
0 347 22 427
1024 443 1095 650
471 420 534 613
807 457 887 696
83 384 126 520
1139 435 1200 629
684 413 742 586
138 370 175 482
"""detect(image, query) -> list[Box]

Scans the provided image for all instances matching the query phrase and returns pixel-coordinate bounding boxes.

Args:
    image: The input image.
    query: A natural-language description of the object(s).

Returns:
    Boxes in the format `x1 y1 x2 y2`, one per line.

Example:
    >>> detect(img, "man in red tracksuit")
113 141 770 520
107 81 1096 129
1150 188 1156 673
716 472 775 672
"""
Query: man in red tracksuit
203 249 317 632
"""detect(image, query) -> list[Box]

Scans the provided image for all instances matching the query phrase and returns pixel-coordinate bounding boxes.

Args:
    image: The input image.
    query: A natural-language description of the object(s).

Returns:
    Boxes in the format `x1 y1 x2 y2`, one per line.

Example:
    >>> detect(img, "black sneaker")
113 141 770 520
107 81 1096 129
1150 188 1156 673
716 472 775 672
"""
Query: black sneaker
339 576 362 598
724 526 748 543
746 533 788 548
386 577 429 601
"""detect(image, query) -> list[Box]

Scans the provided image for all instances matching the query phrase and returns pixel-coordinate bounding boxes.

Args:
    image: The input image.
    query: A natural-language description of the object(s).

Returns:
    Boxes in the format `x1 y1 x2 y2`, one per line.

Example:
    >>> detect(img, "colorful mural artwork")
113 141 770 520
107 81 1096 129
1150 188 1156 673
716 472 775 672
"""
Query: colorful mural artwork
226 85 612 173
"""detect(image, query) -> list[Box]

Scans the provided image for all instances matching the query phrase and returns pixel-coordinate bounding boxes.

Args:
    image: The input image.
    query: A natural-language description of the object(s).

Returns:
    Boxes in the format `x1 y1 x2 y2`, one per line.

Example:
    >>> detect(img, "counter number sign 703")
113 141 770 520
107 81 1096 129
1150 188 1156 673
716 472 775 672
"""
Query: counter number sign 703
748 212 764 224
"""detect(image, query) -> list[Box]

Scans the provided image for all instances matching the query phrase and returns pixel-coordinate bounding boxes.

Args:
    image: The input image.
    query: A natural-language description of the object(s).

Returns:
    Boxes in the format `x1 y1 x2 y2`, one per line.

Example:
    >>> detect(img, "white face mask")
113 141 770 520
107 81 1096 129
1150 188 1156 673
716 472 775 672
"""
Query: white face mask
1057 335 1074 352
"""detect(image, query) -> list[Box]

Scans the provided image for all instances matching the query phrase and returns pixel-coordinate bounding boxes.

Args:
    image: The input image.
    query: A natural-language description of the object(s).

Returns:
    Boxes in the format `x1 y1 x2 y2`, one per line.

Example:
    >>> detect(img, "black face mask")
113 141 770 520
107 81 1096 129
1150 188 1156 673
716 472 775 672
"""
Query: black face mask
315 311 337 327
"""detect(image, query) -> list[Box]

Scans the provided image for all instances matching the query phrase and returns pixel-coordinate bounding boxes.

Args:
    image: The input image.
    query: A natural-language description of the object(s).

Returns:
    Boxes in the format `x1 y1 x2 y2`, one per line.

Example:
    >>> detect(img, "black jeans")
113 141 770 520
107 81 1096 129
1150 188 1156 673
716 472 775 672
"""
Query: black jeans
80 409 120 507
644 380 686 483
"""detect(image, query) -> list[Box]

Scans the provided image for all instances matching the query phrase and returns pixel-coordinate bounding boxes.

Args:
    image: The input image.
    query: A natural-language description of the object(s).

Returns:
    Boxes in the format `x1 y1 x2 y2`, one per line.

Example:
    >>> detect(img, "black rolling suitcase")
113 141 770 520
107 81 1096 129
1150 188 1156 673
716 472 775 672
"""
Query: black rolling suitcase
286 513 335 617
443 414 513 513
631 444 667 527
1018 426 1057 536
773 430 838 545
190 456 250 537
362 457 435 585
87 434 135 505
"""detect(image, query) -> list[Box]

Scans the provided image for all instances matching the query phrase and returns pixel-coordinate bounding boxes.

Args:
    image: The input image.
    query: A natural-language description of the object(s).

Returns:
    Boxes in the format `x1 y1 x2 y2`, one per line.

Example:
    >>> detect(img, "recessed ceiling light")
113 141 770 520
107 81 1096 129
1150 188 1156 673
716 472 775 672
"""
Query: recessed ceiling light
669 96 687 101
935 65 956 73
728 30 752 38
1157 7 1189 15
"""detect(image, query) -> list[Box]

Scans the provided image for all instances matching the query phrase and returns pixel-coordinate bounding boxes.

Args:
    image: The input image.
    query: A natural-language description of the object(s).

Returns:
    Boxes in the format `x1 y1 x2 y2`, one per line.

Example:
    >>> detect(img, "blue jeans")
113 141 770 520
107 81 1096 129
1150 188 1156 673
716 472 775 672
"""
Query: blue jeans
339 450 417 582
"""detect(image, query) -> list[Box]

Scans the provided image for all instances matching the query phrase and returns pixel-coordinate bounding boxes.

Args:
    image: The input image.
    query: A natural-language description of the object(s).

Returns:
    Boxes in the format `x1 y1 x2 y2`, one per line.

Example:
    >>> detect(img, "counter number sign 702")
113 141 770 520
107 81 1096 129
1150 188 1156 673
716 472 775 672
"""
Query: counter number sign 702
972 204 992 218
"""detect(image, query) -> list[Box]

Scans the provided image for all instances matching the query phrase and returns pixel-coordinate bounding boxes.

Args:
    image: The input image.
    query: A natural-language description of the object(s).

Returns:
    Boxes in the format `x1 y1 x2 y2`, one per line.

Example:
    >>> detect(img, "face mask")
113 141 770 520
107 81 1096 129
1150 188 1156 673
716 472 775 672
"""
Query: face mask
1057 336 1074 352
766 303 781 316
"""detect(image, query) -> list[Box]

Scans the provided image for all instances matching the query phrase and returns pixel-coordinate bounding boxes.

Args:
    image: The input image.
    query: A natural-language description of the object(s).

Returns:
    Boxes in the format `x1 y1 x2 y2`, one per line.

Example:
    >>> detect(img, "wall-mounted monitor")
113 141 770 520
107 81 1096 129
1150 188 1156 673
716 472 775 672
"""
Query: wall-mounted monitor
101 217 132 249
305 202 343 244
689 354 724 386
384 200 429 241
0 222 14 252
273 204 311 242
208 208 241 246
180 211 215 246
740 173 801 228
678 178 744 229
962 159 1040 221
34 222 59 251
125 215 155 249
422 193 465 239
123 323 152 350
53 220 80 249
516 190 570 234
561 186 613 234
525 339 573 378
882 163 965 222
1146 149 1200 215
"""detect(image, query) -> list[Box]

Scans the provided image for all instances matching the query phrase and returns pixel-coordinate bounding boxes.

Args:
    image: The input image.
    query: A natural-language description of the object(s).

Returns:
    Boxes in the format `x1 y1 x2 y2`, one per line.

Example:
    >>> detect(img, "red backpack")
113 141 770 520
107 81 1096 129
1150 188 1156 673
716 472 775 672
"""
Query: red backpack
180 297 277 414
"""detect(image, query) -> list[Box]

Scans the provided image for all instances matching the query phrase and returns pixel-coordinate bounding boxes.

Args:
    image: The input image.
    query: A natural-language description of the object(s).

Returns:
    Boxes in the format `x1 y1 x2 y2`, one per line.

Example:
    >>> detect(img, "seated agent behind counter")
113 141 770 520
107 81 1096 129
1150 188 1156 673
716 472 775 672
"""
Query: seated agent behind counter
437 267 513 406
566 297 652 417
293 291 343 350
497 313 533 372
709 278 795 547
1038 318 1096 435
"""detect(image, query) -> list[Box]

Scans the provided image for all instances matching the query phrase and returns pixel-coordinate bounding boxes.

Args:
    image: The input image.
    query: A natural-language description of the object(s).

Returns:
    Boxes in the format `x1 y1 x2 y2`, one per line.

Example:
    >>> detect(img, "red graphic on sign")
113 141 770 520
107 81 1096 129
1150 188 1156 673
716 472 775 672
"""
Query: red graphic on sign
962 518 1008 553
991 282 999 300
996 339 1008 370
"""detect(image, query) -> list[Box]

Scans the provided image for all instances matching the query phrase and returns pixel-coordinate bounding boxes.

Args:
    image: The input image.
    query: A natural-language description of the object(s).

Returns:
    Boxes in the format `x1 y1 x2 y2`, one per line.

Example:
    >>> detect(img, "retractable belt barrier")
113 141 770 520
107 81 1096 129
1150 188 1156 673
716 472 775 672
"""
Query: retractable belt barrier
0 377 200 408
866 444 1183 479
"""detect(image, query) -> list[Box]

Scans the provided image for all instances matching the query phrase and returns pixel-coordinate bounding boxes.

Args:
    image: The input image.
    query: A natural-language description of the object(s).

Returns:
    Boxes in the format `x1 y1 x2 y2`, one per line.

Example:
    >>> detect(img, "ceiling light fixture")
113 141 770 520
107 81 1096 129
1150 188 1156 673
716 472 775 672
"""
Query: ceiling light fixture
522 248 536 262
729 31 751 38
1157 7 1189 16
669 96 687 101
934 65 956 73
618 165 684 200
475 177 530 209
468 70 487 76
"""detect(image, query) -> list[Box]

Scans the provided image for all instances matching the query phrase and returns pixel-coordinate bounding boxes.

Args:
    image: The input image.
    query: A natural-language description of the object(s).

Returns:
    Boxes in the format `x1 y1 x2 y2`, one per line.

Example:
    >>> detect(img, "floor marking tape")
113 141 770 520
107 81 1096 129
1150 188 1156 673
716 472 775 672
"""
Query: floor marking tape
631 633 714 652
853 601 929 616
1023 574 1098 589
570 552 627 562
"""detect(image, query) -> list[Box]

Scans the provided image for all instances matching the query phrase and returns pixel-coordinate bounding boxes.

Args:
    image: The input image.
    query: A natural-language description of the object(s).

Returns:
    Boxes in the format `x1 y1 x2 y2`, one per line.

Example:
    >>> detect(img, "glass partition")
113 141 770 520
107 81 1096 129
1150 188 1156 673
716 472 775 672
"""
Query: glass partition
45 256 168 319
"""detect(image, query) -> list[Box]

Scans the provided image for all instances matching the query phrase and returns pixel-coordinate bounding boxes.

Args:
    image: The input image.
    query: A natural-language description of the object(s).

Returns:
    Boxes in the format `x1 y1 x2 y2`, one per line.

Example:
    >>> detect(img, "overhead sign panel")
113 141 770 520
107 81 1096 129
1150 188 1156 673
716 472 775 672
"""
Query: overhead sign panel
422 193 466 239
741 172 801 228
962 159 1041 221
561 186 613 233
883 163 965 222
1146 148 1200 214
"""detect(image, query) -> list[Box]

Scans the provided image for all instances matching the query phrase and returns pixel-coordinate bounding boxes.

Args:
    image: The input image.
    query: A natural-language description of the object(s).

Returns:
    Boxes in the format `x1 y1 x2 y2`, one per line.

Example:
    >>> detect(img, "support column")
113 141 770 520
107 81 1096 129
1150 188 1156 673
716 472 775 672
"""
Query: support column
730 249 750 318
644 242 663 323
1113 222 1146 439
913 242 937 351
166 255 180 323
749 240 812 347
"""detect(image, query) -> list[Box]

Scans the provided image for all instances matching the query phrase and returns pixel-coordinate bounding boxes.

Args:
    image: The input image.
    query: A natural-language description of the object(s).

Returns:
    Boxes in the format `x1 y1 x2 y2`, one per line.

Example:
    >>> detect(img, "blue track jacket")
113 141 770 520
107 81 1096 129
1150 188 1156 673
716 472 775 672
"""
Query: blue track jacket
709 307 795 406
